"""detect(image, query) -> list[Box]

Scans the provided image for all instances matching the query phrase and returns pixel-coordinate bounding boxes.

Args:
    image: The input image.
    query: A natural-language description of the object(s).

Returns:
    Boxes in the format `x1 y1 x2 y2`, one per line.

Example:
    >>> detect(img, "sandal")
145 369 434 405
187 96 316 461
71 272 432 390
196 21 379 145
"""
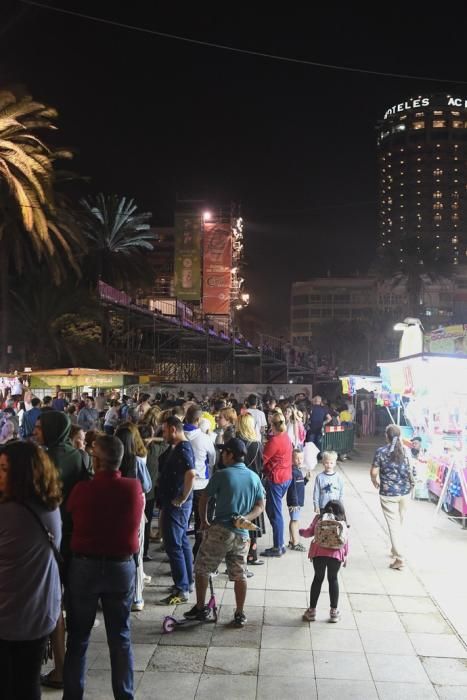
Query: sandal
40 672 64 690
290 543 306 552
248 559 265 565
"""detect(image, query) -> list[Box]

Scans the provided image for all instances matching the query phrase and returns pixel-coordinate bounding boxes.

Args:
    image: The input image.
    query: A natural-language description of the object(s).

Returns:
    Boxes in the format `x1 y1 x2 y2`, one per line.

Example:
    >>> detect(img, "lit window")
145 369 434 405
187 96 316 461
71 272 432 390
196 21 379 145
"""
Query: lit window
452 111 461 116
412 121 425 130
453 120 464 128
434 110 443 115
434 213 442 222
452 202 459 210
433 191 443 199
433 202 443 210
452 213 460 221
433 168 443 176
415 112 424 117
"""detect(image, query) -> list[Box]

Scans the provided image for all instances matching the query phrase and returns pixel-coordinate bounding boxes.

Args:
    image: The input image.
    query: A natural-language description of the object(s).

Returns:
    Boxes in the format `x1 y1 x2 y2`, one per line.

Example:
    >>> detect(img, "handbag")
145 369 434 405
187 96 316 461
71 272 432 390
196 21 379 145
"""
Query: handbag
136 457 153 494
21 502 64 583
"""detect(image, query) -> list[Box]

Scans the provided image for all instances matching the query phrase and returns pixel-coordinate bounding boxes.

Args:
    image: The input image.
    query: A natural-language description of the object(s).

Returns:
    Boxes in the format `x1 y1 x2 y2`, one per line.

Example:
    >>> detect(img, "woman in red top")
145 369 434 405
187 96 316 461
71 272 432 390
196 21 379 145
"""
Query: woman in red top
261 413 293 557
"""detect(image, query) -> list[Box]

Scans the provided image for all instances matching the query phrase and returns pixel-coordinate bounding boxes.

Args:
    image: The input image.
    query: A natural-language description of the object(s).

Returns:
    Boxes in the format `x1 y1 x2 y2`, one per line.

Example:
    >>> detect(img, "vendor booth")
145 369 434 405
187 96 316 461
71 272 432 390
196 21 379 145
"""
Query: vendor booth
27 368 139 398
378 353 467 524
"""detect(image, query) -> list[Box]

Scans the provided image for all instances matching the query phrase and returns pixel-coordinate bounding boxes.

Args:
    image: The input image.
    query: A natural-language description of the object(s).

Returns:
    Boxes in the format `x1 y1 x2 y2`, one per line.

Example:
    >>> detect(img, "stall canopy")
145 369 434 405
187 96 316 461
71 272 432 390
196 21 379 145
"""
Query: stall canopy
28 368 138 391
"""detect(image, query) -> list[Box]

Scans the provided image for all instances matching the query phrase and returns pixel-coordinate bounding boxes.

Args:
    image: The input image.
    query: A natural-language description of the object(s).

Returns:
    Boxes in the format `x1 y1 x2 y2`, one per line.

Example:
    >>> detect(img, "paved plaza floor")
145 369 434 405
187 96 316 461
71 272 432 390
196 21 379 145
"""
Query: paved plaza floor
43 437 467 699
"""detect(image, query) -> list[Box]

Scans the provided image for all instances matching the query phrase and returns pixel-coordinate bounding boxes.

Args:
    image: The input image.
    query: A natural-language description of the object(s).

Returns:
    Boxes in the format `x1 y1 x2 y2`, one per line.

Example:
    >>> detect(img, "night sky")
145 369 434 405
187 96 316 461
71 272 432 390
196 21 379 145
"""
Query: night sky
3 3 467 333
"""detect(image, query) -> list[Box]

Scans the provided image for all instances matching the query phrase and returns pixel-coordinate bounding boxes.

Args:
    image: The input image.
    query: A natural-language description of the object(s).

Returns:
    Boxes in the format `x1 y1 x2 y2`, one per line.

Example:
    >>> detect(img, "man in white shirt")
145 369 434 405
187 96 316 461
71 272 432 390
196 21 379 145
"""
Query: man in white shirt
245 394 267 442
183 405 217 557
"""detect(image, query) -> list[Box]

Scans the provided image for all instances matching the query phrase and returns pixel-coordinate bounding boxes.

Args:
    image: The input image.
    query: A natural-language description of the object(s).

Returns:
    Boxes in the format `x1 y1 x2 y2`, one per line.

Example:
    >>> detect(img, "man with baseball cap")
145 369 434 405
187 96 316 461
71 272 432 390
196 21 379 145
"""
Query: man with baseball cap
184 438 264 627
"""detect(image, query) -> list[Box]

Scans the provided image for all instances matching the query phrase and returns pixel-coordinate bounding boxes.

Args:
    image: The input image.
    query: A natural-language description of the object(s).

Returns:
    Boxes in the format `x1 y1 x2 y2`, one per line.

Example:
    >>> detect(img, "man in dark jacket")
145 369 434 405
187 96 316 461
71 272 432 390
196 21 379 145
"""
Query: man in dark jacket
21 397 42 438
156 416 196 605
33 410 88 690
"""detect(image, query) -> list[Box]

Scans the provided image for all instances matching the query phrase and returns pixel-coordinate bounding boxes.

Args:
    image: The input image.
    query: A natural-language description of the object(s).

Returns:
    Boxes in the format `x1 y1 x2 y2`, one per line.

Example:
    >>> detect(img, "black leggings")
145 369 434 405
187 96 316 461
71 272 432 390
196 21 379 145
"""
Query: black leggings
309 556 342 609
0 636 47 700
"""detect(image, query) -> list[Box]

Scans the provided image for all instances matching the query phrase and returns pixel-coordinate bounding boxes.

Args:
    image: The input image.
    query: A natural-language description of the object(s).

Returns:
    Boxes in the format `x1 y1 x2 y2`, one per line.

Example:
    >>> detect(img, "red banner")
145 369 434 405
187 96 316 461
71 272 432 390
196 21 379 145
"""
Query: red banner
203 222 232 314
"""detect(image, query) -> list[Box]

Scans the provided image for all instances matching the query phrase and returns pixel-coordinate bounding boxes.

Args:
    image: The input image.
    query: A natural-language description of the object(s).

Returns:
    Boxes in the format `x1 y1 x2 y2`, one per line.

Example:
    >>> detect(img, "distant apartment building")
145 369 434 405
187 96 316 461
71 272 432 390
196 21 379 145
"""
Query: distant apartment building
290 274 467 346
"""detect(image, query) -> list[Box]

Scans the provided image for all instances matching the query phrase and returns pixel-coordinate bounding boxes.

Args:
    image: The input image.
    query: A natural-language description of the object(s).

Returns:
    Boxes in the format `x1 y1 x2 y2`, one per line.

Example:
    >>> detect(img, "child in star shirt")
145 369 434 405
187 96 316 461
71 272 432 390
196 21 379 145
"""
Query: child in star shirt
313 451 344 513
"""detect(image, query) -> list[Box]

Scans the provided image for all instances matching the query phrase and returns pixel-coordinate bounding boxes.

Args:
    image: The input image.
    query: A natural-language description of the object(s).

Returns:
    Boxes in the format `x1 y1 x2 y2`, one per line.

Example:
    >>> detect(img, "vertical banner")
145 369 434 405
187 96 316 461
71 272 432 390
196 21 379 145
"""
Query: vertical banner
174 214 201 300
203 222 232 314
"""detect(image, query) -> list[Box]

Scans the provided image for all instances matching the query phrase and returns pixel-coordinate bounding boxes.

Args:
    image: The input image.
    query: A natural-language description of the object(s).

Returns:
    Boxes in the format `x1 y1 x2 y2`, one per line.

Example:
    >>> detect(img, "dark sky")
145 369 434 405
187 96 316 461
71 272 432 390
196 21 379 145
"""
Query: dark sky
3 2 467 332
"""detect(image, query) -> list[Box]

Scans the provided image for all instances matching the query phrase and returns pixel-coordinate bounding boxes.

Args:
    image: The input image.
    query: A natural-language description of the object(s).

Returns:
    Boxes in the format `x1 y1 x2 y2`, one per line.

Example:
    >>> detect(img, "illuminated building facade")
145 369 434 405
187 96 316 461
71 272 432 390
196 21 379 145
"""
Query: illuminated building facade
377 94 467 263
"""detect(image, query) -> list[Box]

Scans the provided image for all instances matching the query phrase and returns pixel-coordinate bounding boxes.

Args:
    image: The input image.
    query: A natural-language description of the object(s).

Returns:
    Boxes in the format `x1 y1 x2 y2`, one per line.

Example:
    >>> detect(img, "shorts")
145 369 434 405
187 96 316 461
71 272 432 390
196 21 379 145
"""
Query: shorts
289 507 301 522
195 523 249 581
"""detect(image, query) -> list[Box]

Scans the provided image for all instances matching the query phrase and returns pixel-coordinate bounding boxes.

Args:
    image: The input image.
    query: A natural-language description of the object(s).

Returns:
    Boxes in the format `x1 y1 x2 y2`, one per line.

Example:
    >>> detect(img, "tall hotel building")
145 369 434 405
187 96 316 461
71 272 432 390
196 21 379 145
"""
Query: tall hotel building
377 94 467 262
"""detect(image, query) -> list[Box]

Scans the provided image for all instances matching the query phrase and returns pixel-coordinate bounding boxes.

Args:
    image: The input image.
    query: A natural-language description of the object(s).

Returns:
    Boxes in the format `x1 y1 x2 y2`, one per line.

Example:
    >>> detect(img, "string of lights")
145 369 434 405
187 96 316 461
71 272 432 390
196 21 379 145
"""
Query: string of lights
19 0 467 85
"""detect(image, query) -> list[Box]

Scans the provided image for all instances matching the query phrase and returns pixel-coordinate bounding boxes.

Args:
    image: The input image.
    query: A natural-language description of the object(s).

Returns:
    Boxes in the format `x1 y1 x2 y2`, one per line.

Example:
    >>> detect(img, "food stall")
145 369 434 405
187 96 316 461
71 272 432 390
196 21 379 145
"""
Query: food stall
27 368 139 399
378 353 467 522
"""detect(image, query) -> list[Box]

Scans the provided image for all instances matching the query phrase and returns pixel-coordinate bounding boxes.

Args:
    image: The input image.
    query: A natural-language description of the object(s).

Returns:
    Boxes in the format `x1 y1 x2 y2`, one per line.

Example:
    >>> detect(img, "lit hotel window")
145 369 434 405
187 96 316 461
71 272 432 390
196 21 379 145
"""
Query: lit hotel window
452 213 460 221
434 110 443 115
433 169 443 176
434 213 442 222
433 202 443 210
412 121 425 130
453 120 464 128
452 111 461 116
433 191 442 199
415 112 424 117
452 202 459 210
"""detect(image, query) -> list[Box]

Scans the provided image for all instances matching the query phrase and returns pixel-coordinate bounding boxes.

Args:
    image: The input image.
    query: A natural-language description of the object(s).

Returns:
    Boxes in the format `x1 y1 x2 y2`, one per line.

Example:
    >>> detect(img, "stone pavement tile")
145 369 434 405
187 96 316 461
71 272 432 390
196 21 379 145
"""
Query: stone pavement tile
349 593 394 612
377 570 427 596
130 619 163 644
203 646 259 675
159 622 214 647
421 657 467 685
313 650 372 680
341 570 386 594
242 575 267 589
264 589 308 607
222 588 265 607
375 681 437 699
85 670 143 699
217 605 264 625
259 648 314 676
196 674 257 699
436 687 467 699
310 627 363 653
264 606 307 626
90 643 155 671
400 612 453 635
390 595 438 614
149 645 207 673
266 575 307 591
359 629 416 655
366 653 430 683
313 609 357 629
354 610 405 632
136 671 200 699
257 674 317 699
211 623 262 648
261 625 311 649
408 633 467 658
315 679 378 699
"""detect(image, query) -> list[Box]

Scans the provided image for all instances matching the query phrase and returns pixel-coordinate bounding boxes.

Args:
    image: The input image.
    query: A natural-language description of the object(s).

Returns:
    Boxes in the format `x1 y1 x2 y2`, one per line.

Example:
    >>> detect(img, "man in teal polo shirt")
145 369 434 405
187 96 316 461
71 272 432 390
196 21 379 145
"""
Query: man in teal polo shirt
184 438 264 627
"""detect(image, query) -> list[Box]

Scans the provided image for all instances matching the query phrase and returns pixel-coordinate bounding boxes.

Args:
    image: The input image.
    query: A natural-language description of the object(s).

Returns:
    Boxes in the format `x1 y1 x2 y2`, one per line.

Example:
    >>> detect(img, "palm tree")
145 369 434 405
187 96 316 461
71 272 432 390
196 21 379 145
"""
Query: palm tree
377 235 453 316
0 90 82 368
81 193 155 290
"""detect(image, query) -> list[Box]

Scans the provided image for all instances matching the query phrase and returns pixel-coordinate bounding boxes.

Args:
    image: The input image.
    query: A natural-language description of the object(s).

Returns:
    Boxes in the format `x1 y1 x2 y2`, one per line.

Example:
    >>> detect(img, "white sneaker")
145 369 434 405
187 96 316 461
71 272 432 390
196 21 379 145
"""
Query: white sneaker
131 600 144 612
329 608 340 623
143 573 152 584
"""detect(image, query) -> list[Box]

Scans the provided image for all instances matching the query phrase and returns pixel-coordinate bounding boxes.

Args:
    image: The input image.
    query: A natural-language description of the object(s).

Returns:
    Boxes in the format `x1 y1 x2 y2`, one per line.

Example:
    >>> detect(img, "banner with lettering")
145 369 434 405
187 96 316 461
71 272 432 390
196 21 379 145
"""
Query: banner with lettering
203 222 232 314
174 214 201 300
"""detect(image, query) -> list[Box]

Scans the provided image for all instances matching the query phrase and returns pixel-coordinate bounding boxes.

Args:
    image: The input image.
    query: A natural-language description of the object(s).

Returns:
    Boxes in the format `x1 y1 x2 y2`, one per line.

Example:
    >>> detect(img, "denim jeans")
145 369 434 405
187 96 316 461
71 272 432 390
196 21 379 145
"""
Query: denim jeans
265 479 292 549
63 557 136 700
162 499 193 593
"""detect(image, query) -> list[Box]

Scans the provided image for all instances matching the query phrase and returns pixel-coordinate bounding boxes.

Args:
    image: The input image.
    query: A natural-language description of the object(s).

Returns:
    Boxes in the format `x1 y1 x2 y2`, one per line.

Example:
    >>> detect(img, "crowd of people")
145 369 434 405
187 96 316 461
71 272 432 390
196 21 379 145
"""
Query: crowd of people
0 385 416 700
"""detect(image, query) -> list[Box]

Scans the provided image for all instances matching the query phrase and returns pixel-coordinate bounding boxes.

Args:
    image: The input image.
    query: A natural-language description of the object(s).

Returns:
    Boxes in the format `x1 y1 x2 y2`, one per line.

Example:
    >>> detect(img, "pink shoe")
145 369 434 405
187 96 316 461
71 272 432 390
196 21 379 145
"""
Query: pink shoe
302 607 316 622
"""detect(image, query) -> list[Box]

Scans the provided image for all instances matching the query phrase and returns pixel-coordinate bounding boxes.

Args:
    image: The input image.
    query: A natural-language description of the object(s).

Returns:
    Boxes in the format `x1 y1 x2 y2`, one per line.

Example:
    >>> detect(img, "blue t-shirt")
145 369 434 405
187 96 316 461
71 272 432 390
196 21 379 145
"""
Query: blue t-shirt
313 471 344 510
0 502 62 640
373 444 412 496
206 463 264 537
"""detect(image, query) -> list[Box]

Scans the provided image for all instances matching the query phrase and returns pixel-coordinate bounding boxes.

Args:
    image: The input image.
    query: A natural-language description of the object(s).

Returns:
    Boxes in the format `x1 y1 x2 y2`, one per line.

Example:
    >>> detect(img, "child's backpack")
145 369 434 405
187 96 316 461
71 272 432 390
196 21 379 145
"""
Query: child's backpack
314 513 348 549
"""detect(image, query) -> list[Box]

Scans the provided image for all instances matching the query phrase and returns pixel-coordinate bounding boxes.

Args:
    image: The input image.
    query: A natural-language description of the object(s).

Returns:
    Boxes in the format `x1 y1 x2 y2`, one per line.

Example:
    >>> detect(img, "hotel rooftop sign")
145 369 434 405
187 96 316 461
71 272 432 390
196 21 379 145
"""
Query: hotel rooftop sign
384 95 467 119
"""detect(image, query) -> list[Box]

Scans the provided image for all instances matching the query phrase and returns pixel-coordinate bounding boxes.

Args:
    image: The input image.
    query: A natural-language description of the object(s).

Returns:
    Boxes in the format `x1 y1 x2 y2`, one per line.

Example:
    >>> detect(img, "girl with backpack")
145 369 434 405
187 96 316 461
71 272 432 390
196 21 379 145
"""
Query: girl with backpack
299 499 349 623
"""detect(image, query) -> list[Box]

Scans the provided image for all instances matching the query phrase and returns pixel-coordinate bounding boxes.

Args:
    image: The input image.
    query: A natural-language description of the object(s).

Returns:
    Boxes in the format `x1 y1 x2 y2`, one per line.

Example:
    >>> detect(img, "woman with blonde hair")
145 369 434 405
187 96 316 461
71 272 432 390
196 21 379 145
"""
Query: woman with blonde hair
261 412 293 557
237 413 265 564
0 441 62 698
215 407 237 445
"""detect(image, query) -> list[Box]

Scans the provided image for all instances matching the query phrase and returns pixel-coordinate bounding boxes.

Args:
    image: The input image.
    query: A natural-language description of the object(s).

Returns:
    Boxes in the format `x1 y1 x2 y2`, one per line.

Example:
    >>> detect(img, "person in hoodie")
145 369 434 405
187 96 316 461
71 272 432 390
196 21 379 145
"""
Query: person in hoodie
156 416 196 605
184 404 216 558
33 410 89 691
